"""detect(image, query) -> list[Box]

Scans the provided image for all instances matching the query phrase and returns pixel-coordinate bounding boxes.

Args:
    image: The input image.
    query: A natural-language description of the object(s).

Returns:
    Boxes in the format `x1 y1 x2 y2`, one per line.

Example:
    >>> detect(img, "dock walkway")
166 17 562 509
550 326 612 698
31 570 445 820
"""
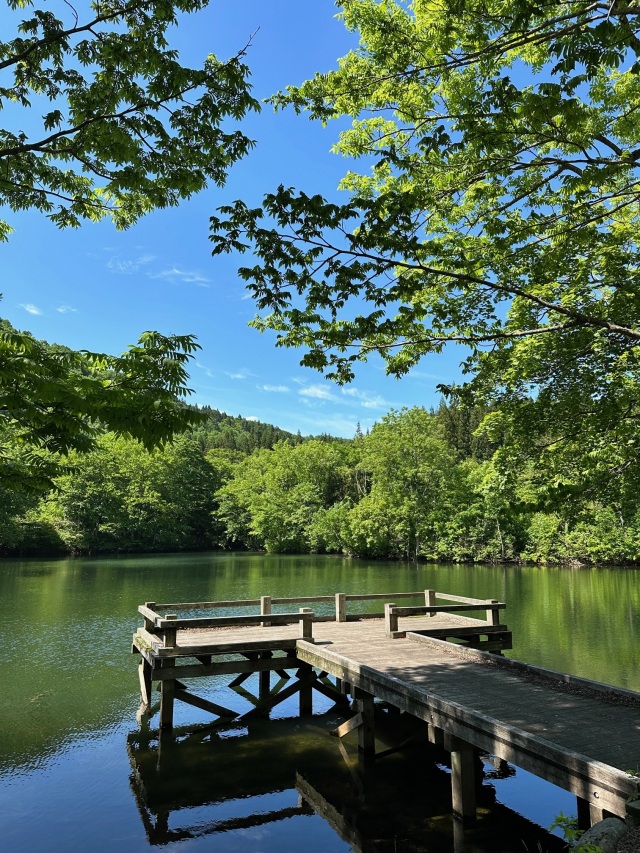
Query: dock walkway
132 589 640 827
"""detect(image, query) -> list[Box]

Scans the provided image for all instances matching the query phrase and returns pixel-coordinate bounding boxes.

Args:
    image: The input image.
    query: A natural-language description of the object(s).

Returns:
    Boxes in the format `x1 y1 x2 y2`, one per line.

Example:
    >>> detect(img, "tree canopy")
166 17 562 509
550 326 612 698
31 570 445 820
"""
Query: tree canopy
210 0 640 495
0 319 204 488
1 0 258 239
1 0 259 486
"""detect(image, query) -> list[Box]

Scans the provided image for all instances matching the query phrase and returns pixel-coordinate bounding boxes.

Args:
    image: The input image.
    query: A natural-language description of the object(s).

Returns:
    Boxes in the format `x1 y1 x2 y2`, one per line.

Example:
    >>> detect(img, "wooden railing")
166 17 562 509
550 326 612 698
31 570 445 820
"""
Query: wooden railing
139 603 314 647
138 590 505 648
384 596 506 638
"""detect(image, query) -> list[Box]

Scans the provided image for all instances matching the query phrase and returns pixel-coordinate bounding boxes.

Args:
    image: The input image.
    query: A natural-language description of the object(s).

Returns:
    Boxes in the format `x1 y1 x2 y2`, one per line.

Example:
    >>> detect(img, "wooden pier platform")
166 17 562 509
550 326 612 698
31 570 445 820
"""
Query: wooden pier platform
132 589 640 829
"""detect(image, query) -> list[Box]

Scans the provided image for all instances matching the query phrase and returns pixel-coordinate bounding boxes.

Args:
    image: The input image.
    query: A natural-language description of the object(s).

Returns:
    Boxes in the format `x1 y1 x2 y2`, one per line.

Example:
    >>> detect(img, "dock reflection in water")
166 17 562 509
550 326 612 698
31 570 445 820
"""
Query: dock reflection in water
127 709 566 852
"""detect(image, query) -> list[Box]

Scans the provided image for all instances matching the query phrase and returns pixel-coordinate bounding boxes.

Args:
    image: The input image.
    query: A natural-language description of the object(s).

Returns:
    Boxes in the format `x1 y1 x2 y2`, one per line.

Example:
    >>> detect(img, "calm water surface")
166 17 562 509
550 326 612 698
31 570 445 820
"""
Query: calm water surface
1 552 639 852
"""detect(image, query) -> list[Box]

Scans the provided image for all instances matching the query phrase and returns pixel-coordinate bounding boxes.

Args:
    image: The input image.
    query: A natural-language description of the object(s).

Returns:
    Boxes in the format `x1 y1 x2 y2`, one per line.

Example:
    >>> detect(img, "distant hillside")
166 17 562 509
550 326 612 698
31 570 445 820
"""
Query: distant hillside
188 406 306 454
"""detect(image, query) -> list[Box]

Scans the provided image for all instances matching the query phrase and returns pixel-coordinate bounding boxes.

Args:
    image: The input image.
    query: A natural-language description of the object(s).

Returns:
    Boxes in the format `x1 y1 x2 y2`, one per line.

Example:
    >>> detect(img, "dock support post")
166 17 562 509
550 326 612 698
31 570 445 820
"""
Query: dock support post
159 614 177 731
577 796 605 828
448 737 478 823
335 593 347 623
298 664 313 716
138 658 153 711
577 797 591 830
259 651 272 707
354 687 375 761
159 661 175 730
452 816 466 853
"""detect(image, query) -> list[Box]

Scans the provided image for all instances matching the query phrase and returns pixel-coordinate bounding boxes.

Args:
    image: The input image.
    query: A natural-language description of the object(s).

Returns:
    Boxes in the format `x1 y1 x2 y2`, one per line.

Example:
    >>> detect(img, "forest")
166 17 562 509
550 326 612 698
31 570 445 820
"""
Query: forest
3 387 639 565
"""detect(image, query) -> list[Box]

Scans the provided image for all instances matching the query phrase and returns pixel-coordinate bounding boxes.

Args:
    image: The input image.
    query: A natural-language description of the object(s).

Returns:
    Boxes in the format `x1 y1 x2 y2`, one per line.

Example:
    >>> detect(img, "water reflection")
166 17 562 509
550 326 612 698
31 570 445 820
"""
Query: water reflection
127 711 566 853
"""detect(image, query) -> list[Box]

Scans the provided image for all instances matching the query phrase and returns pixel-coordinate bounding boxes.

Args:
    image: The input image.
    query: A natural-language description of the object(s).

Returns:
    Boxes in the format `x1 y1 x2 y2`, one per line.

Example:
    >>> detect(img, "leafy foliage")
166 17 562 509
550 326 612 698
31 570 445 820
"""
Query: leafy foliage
33 434 221 553
210 0 640 496
0 318 204 489
0 0 258 238
216 439 357 552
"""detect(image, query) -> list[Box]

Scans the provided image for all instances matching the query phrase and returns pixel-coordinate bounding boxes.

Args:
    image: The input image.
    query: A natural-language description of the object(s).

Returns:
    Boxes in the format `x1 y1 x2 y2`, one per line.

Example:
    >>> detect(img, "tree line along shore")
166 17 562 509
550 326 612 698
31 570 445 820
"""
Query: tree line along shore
3 402 638 566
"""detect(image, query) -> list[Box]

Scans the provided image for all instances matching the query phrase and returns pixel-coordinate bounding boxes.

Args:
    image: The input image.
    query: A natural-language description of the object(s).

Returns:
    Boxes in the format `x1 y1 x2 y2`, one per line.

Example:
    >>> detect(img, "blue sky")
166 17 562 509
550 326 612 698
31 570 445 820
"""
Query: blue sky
2 0 464 438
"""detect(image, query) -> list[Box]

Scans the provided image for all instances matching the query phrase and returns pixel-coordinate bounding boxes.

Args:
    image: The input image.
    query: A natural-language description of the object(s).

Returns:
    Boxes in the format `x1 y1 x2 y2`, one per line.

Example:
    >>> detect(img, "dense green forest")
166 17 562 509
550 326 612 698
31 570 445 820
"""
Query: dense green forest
3 398 639 565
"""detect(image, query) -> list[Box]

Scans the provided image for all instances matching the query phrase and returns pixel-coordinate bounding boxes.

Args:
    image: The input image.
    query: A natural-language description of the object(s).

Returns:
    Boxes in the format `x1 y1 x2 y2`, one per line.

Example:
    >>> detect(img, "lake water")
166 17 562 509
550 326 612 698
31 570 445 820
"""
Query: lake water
2 552 639 852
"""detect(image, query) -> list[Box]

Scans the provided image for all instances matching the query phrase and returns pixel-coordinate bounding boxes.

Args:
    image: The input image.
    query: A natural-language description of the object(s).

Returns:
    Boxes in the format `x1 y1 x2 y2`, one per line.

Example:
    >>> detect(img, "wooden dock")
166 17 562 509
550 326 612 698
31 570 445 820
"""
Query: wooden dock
132 589 640 829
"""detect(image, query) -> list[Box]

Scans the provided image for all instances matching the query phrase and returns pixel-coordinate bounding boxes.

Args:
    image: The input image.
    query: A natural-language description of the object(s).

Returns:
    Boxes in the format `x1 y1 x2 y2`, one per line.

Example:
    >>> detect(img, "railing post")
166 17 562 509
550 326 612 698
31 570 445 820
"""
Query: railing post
425 589 436 617
143 601 156 632
335 592 347 623
261 595 272 627
163 614 177 648
485 599 500 626
385 603 398 637
299 607 313 640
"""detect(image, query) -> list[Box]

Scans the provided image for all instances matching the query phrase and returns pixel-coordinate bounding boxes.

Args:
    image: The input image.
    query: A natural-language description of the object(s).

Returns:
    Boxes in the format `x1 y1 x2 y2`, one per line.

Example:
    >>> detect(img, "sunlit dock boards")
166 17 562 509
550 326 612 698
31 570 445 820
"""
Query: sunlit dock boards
132 589 640 829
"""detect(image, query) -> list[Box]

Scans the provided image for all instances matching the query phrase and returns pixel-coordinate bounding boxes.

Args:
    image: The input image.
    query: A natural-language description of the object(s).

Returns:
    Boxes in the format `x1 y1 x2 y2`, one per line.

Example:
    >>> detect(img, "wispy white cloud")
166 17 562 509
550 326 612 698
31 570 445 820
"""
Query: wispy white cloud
246 415 259 422
106 254 155 275
20 303 42 315
299 384 337 401
195 361 216 379
56 305 77 314
149 266 210 286
405 368 448 382
259 384 289 393
225 368 255 380
341 387 387 410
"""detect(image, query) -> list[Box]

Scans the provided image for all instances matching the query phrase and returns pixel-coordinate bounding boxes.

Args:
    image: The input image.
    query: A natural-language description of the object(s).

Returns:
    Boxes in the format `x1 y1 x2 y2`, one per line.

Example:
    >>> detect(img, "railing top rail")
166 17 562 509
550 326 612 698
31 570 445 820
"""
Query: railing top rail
344 592 428 601
154 611 313 631
150 590 446 612
434 592 500 605
151 595 338 611
151 599 260 611
392 603 506 615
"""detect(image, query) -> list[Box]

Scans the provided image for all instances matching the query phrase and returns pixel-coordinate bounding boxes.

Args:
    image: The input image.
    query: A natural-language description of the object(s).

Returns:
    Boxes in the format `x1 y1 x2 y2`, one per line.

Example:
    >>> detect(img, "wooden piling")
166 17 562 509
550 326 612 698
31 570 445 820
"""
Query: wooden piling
259 651 272 705
138 658 153 711
159 615 177 730
159 660 175 730
354 687 375 759
298 663 313 716
449 740 478 822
